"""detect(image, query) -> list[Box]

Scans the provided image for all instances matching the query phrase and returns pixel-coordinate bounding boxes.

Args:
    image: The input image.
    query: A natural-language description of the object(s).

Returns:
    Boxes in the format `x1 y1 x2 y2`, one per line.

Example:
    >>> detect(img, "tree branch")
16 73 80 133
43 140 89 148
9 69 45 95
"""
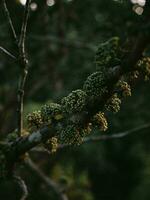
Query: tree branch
17 0 31 136
3 0 32 136
30 123 150 154
14 176 28 200
1 2 149 171
25 157 68 200
0 46 17 60
58 123 150 149
8 26 150 160
2 0 17 43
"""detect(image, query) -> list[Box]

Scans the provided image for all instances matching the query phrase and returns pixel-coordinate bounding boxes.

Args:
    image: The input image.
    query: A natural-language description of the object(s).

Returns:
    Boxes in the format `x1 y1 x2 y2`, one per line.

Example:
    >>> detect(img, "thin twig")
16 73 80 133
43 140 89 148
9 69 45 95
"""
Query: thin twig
17 0 31 136
59 123 150 149
2 0 17 43
0 46 17 60
19 0 31 51
25 157 68 200
30 123 150 153
14 176 28 200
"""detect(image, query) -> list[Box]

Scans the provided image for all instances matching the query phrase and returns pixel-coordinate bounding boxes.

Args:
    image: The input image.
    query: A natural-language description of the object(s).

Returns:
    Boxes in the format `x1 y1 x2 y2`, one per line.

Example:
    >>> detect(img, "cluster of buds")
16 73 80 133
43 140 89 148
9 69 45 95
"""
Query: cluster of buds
137 57 150 81
93 112 108 131
105 93 121 113
117 80 131 97
44 137 58 153
26 111 43 129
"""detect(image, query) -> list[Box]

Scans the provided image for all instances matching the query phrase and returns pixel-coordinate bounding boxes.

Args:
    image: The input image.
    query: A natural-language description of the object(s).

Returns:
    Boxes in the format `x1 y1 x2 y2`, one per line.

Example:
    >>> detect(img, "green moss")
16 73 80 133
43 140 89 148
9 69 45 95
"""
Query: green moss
57 124 90 145
61 89 87 114
95 37 121 72
41 103 62 123
58 125 79 145
83 72 107 98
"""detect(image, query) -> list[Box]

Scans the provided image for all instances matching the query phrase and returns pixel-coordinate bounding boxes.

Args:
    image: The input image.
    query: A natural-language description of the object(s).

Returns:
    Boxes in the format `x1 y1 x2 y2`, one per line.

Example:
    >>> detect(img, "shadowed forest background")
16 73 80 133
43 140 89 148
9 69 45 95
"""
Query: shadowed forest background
0 0 150 200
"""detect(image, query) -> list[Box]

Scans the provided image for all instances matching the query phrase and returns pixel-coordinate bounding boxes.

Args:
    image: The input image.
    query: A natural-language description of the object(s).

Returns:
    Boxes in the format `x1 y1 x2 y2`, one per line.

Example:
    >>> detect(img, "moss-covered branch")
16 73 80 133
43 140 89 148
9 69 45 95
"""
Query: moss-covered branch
6 30 150 161
1 1 150 180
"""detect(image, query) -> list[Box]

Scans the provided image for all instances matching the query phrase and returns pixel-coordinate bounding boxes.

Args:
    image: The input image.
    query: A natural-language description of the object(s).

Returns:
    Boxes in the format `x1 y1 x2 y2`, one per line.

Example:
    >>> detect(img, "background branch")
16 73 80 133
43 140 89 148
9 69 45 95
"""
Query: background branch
30 123 150 154
0 46 16 60
25 157 68 200
17 0 31 136
14 176 28 200
2 0 17 43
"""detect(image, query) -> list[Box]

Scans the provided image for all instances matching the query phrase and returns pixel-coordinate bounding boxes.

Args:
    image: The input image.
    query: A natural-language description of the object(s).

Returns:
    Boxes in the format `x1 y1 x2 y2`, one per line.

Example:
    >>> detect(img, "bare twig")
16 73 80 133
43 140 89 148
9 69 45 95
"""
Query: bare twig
30 123 150 153
0 46 17 60
25 157 68 200
14 176 28 200
2 0 17 43
19 0 31 54
17 0 31 135
58 123 150 149
3 0 31 136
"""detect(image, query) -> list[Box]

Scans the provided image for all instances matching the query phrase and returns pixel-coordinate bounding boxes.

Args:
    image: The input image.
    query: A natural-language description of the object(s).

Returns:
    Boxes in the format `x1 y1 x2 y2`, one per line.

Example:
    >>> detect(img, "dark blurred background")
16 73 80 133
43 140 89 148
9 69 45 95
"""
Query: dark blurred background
0 0 150 199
